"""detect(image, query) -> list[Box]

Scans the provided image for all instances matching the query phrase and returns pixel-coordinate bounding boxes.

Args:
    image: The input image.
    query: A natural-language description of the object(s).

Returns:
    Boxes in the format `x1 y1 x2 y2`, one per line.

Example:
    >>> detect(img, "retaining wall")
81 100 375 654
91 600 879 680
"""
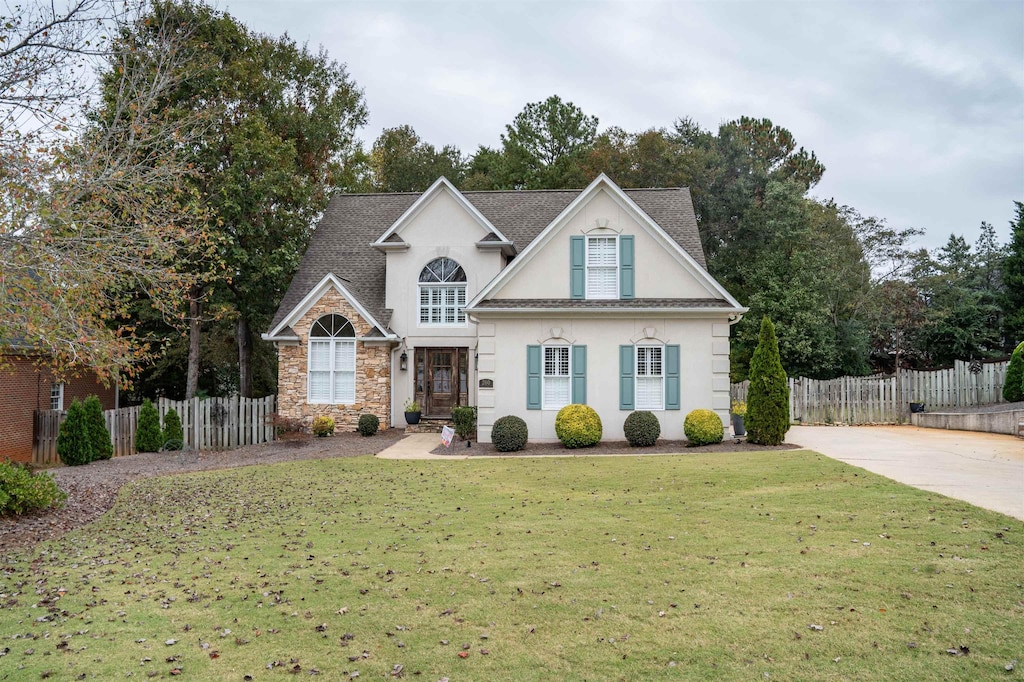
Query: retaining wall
911 409 1024 437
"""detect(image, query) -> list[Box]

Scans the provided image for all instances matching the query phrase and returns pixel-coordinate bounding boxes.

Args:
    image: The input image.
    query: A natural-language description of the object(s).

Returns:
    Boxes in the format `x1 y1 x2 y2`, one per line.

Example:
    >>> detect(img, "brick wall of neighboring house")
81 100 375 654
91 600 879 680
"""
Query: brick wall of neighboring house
276 289 392 431
0 354 116 463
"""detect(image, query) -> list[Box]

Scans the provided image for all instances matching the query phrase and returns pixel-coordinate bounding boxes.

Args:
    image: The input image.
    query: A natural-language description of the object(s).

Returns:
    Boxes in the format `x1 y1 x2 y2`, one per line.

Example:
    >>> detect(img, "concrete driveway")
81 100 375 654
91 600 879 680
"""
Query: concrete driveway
788 425 1024 521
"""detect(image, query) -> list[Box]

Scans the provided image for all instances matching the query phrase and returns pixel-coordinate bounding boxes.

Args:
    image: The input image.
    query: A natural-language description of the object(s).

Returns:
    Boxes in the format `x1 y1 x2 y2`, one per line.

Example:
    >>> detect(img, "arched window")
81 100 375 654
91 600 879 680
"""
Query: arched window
418 257 467 325
308 314 356 404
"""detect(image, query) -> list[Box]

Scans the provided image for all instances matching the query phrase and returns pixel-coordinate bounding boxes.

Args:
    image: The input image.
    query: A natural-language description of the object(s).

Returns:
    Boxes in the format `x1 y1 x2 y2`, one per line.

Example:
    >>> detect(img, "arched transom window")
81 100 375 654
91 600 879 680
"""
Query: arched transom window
418 257 467 325
308 314 356 404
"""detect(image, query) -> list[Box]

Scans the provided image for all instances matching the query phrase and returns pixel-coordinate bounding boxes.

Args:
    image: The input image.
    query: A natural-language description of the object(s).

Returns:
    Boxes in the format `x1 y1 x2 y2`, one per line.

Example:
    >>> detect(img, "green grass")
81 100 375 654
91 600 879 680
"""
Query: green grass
1 451 1021 680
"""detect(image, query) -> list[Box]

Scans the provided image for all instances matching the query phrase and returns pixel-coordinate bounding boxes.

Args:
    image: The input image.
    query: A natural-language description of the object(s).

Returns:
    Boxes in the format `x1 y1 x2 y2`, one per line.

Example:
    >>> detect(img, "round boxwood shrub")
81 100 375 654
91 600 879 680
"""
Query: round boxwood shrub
555 404 602 449
684 408 724 446
311 415 335 437
357 414 379 437
1003 340 1024 403
491 415 528 452
162 408 184 451
623 410 660 447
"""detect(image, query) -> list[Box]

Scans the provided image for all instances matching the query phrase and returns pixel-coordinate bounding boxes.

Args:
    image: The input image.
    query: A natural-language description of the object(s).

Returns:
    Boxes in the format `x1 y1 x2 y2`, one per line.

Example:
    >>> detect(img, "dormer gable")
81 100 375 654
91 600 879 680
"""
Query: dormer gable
372 177 513 253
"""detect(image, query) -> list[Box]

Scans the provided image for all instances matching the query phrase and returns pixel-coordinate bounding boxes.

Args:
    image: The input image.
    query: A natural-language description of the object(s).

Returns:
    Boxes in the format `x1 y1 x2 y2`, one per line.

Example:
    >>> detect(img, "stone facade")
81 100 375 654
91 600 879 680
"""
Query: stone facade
276 289 392 431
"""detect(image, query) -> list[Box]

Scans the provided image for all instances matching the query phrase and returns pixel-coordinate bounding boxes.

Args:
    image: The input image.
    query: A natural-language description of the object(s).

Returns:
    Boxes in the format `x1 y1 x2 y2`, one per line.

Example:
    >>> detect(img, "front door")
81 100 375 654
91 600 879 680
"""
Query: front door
415 348 468 418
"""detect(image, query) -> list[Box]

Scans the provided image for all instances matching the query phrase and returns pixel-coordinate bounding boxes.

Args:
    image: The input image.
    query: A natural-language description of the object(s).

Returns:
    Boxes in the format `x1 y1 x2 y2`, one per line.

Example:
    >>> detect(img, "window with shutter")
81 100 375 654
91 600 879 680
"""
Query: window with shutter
635 345 664 410
543 346 571 410
308 314 356 404
586 236 618 299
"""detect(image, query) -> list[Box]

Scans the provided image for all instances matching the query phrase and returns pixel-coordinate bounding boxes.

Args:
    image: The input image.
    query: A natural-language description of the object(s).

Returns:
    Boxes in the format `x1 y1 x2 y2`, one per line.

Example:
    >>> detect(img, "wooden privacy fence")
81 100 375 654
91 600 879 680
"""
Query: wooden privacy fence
33 395 277 466
732 359 1010 426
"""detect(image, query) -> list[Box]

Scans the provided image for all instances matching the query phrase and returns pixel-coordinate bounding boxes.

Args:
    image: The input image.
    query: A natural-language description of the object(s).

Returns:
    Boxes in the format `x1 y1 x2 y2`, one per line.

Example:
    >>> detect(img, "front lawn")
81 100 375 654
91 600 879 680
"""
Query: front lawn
1 451 1020 680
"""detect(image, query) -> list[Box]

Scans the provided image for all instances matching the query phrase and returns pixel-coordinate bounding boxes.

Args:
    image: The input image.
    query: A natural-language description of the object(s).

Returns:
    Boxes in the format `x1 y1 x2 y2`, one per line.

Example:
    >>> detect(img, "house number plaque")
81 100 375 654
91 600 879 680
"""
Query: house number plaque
479 379 494 388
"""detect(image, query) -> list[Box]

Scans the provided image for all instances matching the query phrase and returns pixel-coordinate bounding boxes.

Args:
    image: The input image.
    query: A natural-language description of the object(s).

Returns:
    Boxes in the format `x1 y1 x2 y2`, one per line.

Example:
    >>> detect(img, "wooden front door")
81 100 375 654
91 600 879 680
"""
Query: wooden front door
415 348 468 418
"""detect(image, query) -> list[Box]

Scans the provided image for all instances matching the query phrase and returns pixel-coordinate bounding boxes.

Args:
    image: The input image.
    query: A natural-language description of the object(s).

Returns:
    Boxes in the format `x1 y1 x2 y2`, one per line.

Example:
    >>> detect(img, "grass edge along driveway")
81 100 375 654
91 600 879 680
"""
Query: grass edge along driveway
1 450 1021 681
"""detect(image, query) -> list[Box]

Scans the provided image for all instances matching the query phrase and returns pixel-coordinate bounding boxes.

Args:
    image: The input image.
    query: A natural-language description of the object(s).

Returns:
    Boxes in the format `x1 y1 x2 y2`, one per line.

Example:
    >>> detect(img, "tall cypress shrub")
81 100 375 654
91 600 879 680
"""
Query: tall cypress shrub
84 395 113 461
746 317 790 445
135 399 163 453
58 398 93 466
162 408 184 450
1004 341 1024 403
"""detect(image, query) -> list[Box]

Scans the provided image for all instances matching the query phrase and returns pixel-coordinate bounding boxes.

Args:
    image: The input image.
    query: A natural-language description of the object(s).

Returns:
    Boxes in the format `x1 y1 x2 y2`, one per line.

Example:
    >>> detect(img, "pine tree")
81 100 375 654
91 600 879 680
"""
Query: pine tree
746 317 790 445
135 399 163 453
1004 341 1024 403
83 395 113 461
58 398 94 466
162 408 184 450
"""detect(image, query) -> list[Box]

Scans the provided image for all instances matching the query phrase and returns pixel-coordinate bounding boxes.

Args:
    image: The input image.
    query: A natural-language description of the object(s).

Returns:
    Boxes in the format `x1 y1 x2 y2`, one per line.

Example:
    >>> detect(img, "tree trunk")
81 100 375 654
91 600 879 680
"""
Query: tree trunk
186 286 202 399
237 316 252 398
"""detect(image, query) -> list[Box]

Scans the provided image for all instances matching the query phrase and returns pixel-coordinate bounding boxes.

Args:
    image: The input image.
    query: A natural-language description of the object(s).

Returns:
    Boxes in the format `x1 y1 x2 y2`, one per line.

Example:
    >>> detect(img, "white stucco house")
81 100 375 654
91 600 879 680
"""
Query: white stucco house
263 174 746 442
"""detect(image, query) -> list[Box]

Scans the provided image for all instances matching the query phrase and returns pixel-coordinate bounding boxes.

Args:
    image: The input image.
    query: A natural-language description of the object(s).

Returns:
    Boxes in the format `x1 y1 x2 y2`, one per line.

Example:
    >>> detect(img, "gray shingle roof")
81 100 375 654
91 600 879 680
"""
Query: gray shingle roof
269 186 707 334
468 298 730 310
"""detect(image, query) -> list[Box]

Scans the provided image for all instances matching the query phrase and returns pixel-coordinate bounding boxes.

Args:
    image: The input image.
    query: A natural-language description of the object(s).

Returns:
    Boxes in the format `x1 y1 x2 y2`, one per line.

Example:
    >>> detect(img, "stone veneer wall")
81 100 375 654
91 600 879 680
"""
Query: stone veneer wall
277 289 392 430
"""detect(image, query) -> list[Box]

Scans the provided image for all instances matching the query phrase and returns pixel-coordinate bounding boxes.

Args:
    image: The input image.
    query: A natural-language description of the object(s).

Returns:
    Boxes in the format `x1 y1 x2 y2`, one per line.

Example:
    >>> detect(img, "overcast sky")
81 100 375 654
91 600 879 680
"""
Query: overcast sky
221 0 1023 252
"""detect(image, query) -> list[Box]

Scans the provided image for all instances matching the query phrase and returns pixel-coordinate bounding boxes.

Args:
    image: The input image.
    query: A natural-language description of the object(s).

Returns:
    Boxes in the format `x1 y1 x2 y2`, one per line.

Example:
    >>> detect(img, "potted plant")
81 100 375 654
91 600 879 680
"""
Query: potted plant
404 398 421 425
909 399 925 413
731 399 747 437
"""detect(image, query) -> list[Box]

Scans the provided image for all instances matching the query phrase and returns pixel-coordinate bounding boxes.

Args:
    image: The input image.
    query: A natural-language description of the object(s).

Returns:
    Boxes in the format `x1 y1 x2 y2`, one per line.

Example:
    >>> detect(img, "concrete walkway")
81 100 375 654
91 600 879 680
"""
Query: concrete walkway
376 433 470 460
788 425 1024 521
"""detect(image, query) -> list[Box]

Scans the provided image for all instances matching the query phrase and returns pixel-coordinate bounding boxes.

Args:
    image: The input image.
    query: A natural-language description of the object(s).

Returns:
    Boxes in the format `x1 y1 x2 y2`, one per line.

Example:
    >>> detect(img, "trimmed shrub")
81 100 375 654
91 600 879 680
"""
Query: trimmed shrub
452 406 478 440
555 404 602 449
746 317 790 446
491 415 528 452
357 414 379 437
0 462 67 515
162 408 184 451
623 410 660 447
58 398 93 466
1003 341 1024 403
684 408 724 446
311 415 335 437
84 395 113 461
135 399 163 453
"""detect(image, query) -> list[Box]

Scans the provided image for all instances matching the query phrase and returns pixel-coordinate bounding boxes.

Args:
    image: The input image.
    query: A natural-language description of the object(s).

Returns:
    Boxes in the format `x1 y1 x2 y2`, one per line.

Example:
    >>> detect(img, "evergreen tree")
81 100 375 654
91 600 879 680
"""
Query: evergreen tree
1004 341 1024 403
162 408 184 450
83 395 113 461
746 317 790 445
58 398 94 466
135 399 164 453
1003 202 1024 348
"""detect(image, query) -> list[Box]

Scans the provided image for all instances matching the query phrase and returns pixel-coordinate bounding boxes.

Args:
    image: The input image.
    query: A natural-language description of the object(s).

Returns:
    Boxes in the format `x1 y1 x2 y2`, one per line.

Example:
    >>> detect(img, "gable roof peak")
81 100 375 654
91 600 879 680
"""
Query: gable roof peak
372 176 510 246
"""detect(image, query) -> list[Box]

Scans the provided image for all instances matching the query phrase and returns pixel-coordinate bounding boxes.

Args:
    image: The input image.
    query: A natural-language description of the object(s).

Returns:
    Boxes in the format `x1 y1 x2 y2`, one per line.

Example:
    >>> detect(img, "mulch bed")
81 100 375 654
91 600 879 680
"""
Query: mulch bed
0 429 403 553
432 437 797 456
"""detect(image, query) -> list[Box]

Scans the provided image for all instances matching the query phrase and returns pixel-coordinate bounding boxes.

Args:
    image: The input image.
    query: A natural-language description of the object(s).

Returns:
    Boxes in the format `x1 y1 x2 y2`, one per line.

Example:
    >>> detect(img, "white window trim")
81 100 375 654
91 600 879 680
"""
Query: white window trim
50 382 64 411
635 344 665 411
307 335 356 405
542 345 572 411
417 283 467 327
585 235 619 300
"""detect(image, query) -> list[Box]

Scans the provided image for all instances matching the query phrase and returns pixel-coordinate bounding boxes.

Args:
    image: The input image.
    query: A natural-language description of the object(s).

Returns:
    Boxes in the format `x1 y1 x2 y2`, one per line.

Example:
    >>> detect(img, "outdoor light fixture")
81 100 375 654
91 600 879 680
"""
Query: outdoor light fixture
400 351 408 371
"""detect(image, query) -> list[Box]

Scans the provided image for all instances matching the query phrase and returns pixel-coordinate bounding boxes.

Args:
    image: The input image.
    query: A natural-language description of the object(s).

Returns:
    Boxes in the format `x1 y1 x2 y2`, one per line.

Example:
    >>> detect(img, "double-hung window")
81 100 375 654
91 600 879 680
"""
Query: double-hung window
308 314 356 404
418 257 467 325
542 346 571 410
586 236 618 299
635 345 664 410
50 382 64 411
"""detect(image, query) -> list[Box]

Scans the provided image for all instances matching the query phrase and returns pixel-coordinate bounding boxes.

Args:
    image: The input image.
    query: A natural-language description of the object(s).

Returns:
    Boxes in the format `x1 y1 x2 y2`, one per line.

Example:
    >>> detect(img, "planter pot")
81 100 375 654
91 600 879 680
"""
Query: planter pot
909 402 925 414
732 414 746 437
404 411 421 425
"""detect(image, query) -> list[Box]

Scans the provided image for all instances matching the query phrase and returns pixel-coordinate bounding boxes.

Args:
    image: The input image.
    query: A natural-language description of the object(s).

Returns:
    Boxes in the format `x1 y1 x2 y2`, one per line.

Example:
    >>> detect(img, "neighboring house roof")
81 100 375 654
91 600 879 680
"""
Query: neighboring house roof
267 180 713 338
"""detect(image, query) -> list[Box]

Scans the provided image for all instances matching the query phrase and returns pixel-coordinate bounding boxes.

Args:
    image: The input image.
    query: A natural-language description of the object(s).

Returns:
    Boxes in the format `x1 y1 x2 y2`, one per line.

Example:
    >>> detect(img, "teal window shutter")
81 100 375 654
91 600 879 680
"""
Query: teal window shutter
571 345 587 404
527 345 542 410
619 235 634 300
570 236 585 299
665 344 680 410
619 345 635 410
